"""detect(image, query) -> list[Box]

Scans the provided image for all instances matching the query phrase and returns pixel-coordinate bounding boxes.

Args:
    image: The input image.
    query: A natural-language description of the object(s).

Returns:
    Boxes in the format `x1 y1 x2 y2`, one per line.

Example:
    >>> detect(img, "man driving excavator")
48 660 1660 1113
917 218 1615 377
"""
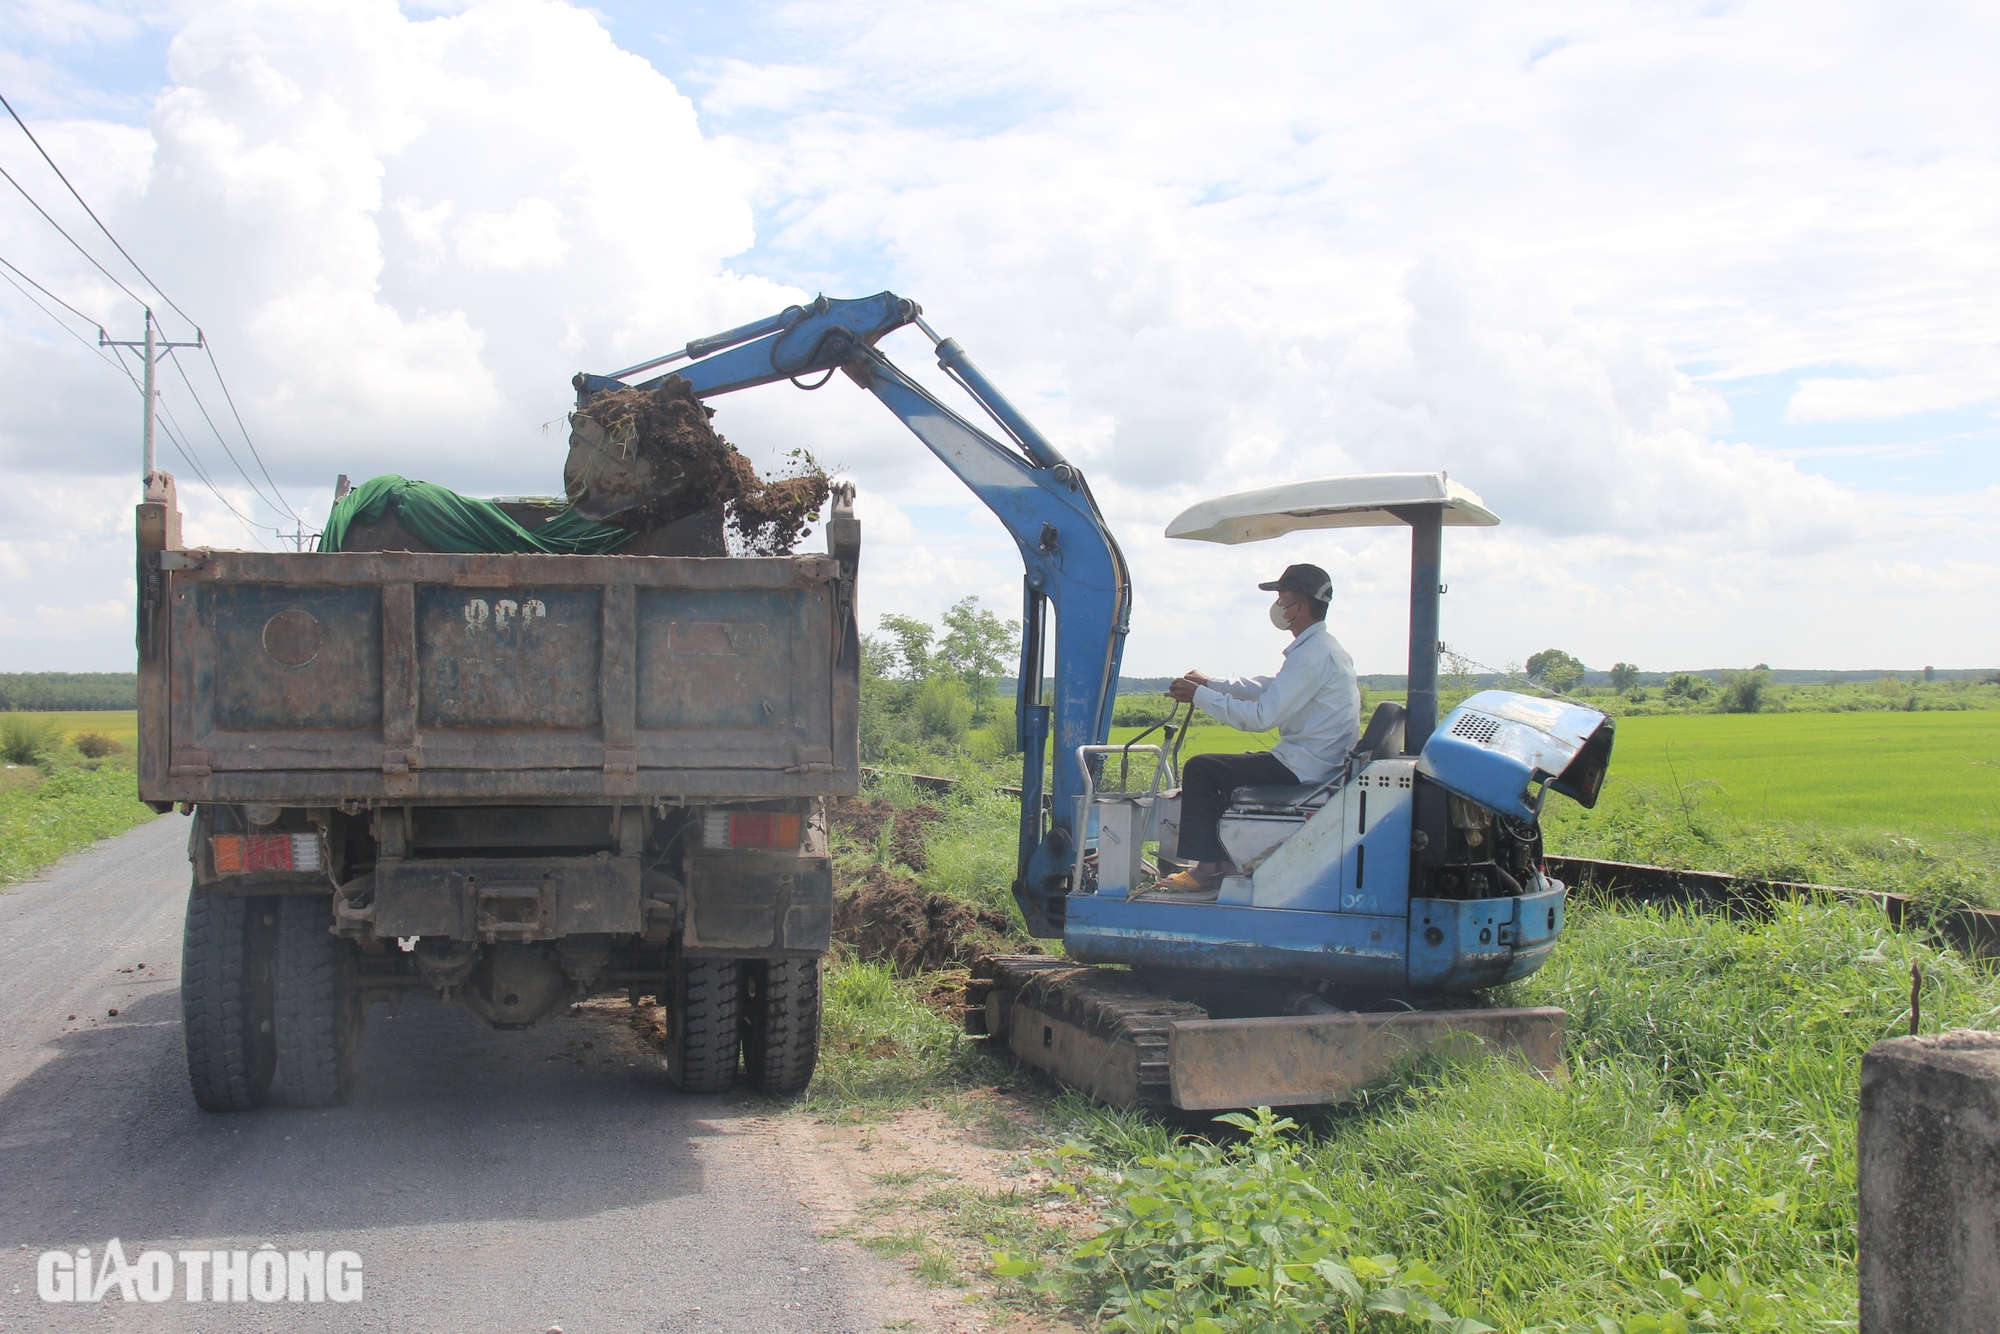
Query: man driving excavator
1158 563 1361 893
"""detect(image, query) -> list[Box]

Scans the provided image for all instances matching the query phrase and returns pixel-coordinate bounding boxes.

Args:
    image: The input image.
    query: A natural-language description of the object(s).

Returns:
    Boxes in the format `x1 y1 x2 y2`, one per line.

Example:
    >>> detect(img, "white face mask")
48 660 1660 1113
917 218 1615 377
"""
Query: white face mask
1269 599 1291 630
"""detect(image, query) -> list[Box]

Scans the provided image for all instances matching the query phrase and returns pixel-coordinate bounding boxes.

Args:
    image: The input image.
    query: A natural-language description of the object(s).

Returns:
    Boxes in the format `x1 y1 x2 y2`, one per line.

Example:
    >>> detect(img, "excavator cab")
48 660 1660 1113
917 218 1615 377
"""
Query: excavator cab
1059 473 1613 998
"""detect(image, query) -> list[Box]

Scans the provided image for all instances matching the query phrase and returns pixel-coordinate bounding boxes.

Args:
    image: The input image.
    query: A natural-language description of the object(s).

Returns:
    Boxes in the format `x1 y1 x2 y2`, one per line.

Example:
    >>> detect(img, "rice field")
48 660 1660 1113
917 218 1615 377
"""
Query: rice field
34 709 139 749
1606 711 1998 840
1116 707 2000 840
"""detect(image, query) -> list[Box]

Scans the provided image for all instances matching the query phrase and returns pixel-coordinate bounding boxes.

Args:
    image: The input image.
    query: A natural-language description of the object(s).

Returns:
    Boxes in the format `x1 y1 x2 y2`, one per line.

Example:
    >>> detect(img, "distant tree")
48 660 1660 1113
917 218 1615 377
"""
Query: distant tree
936 596 1020 721
1525 648 1586 693
1924 665 1935 682
876 614 936 681
1664 672 1711 703
1608 662 1641 692
1717 667 1771 714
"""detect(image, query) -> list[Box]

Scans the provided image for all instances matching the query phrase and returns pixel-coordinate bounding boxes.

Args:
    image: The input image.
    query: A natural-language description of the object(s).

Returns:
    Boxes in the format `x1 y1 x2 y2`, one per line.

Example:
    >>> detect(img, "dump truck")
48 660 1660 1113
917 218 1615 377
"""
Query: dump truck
137 473 860 1111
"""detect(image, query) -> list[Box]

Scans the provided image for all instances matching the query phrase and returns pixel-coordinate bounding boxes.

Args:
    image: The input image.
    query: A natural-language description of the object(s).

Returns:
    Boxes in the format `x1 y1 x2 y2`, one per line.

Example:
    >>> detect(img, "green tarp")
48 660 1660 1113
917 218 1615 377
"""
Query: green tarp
318 475 636 555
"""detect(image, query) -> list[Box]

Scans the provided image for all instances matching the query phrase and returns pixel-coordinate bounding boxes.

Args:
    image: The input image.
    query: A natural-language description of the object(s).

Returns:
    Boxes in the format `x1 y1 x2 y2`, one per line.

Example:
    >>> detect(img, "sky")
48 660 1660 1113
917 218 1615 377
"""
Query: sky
0 0 1995 677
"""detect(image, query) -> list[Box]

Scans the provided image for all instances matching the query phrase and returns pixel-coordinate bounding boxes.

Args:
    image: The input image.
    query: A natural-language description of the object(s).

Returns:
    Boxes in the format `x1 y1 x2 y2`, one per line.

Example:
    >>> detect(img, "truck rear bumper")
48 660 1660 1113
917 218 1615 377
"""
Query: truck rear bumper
373 856 644 940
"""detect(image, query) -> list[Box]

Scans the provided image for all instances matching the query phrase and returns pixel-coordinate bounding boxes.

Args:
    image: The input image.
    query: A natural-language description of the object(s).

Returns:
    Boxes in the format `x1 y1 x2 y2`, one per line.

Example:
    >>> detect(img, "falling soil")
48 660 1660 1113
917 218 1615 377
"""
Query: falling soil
833 866 1015 974
565 375 829 555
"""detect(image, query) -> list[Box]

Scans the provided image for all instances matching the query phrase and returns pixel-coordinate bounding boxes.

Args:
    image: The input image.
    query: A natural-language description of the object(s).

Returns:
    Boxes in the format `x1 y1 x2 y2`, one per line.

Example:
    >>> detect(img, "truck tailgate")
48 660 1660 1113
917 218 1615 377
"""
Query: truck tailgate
140 549 857 804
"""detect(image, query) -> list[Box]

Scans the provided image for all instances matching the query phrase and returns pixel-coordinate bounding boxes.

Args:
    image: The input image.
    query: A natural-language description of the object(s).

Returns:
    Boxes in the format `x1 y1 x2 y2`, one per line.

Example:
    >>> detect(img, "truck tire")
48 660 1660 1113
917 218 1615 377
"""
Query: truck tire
181 890 278 1113
744 957 821 1096
670 957 740 1094
274 896 363 1108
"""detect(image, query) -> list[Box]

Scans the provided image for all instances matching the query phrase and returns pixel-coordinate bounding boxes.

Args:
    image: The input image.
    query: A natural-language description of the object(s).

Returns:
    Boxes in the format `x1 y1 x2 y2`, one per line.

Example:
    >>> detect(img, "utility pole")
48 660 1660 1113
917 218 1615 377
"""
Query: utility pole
101 309 202 486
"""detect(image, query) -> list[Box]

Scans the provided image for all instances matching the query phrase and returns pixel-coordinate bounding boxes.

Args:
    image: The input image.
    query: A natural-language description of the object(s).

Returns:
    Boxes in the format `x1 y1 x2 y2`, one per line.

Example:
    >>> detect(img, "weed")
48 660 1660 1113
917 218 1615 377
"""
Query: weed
0 763 158 883
804 956 1012 1115
1 713 65 766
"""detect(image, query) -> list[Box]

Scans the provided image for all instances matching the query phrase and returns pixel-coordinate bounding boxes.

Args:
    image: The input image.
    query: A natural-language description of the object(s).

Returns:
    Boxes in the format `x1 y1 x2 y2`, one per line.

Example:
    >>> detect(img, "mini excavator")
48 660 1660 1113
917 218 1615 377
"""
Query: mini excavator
583 294 1613 1108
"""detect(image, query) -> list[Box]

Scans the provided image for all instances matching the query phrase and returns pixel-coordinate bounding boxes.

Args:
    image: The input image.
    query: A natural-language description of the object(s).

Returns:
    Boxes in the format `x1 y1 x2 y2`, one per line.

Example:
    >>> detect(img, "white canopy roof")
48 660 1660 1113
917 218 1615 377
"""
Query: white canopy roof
1164 472 1499 545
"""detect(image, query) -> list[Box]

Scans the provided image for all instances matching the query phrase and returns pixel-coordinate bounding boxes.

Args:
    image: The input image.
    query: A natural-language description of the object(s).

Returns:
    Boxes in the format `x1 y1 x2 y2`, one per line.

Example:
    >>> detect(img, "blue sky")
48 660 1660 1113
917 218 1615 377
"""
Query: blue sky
1 0 1995 674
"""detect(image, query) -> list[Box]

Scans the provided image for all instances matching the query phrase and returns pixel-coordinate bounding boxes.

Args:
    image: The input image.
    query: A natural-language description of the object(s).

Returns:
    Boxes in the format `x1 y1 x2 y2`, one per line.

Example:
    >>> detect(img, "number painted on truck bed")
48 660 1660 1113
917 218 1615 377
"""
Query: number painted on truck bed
462 597 547 630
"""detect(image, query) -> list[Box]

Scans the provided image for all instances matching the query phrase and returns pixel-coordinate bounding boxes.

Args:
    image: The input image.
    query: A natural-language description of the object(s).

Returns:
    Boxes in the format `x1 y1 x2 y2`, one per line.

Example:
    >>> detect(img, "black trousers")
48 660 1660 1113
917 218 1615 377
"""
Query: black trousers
1177 751 1297 863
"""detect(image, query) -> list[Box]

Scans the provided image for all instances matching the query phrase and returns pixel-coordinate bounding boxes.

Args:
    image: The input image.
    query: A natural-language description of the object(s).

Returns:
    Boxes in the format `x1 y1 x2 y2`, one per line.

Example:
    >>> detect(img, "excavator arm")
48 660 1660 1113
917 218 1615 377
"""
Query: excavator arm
575 293 1131 936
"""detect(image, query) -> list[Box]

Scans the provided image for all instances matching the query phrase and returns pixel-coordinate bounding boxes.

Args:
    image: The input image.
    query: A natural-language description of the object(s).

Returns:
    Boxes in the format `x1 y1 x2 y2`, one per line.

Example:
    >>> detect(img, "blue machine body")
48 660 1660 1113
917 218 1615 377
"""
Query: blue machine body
1419 691 1614 821
585 294 1612 995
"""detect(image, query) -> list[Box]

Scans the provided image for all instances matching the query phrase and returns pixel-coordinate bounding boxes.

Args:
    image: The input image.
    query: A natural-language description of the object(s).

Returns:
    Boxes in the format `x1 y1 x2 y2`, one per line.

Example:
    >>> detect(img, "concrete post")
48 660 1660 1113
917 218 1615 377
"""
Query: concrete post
1859 1030 2000 1333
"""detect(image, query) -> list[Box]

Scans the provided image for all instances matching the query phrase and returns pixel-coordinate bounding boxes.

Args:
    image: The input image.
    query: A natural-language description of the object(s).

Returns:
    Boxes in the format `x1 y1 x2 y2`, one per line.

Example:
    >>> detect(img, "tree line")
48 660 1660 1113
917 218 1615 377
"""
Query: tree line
0 673 137 712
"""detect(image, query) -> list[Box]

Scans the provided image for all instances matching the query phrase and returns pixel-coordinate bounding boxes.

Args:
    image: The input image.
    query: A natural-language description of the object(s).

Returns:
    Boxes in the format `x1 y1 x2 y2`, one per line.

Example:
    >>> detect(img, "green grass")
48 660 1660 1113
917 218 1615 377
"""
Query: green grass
1001 893 2000 1331
1598 711 1999 840
0 762 160 884
839 730 2000 1330
803 956 1010 1115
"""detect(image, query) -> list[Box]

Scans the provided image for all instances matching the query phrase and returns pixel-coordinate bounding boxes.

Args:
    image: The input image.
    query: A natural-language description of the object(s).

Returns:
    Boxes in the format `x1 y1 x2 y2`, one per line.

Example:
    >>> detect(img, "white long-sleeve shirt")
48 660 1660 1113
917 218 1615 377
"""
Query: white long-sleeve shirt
1191 620 1360 785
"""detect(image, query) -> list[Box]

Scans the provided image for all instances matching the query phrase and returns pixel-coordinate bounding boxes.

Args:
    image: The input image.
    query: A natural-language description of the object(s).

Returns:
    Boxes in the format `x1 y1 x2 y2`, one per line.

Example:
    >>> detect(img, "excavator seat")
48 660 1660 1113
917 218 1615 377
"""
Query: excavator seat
1227 701 1407 813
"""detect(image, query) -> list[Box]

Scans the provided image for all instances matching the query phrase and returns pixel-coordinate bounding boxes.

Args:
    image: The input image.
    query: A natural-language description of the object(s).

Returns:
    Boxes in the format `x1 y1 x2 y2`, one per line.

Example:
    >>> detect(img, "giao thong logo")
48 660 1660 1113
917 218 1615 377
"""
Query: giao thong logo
35 1240 362 1303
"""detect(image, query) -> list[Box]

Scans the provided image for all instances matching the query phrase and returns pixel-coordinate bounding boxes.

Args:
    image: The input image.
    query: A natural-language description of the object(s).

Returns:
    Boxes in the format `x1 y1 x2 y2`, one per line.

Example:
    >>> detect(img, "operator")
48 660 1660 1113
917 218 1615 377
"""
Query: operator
1159 563 1360 893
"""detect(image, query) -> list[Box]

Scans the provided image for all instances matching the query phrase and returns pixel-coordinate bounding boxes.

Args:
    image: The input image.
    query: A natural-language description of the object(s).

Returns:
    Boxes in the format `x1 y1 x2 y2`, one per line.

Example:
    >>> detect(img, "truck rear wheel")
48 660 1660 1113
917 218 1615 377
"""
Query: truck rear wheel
744 957 821 1096
181 890 278 1113
274 896 364 1108
669 957 740 1094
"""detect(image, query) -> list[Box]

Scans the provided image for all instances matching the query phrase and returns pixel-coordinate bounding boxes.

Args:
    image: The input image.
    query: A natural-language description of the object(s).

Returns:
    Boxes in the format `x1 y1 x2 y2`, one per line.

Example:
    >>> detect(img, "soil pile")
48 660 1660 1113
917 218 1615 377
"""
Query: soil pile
565 375 829 554
828 796 1021 972
833 866 1014 974
829 796 943 871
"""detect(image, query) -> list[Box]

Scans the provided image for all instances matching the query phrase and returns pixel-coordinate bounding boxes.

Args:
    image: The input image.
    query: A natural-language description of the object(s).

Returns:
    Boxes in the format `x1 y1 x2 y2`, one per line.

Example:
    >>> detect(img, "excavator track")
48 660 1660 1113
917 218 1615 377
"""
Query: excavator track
968 954 1565 1111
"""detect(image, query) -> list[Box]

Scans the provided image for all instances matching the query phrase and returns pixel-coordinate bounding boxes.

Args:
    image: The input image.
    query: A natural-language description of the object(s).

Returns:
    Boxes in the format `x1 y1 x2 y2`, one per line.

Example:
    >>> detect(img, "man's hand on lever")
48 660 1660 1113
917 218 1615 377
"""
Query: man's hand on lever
1166 670 1208 704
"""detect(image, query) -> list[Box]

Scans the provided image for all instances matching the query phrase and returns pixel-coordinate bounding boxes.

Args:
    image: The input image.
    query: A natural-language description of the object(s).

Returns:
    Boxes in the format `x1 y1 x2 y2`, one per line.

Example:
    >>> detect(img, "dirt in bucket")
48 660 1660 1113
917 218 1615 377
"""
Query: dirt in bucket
565 375 830 554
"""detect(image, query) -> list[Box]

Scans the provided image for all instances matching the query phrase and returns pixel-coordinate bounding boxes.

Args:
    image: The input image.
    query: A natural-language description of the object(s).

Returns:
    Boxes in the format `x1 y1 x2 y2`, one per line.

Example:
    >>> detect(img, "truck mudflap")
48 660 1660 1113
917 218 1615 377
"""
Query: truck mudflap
967 955 1565 1112
683 853 832 956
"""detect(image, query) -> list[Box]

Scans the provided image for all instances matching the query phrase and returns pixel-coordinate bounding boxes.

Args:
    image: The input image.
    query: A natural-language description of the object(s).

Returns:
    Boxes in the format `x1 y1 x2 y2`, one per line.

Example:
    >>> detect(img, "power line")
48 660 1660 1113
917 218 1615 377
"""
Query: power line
0 270 273 548
1 88 304 523
0 264 131 382
0 251 101 328
0 159 150 311
166 346 297 520
0 90 198 333
199 341 303 523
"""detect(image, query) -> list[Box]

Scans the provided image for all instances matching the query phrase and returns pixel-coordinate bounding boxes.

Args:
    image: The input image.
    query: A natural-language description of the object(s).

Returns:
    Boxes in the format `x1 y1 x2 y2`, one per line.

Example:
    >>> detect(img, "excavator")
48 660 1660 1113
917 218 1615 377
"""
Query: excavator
579 292 1614 1110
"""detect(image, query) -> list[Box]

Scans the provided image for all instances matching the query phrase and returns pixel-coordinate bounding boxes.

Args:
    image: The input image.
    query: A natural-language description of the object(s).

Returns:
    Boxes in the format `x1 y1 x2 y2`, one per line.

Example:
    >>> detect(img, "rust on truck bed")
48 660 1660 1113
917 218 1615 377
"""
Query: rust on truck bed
136 479 860 808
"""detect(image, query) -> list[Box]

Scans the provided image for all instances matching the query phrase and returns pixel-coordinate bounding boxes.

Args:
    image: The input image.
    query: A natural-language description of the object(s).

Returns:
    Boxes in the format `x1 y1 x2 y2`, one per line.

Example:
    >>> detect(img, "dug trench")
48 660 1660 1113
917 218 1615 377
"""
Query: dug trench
826 796 1022 974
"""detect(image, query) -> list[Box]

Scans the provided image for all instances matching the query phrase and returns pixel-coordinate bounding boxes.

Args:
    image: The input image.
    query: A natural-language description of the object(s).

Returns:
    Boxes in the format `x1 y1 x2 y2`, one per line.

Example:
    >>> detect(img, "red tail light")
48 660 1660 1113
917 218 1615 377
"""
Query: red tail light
211 833 321 874
701 811 802 850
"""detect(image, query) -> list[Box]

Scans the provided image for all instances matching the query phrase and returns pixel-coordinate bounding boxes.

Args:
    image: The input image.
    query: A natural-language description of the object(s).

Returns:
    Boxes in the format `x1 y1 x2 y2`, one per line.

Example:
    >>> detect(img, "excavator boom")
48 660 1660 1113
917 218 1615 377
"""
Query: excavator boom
578 293 1129 935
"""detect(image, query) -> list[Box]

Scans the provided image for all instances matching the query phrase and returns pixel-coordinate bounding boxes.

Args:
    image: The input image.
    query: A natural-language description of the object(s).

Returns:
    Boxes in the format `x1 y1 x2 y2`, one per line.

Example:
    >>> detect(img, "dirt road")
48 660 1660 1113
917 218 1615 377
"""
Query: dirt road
0 815 947 1332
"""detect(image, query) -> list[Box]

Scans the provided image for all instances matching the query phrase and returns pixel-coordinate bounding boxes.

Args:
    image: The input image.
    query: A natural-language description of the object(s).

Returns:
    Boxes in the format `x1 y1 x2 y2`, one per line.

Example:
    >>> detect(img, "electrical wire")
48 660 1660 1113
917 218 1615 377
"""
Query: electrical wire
0 90 196 333
0 251 101 328
0 264 134 384
0 254 276 548
0 160 151 311
166 347 295 519
1 88 306 525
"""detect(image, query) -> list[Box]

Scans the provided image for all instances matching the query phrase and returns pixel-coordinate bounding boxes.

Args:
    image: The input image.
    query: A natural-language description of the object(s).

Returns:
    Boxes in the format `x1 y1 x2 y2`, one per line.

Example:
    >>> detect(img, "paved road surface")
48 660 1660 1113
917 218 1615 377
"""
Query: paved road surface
0 816 931 1332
